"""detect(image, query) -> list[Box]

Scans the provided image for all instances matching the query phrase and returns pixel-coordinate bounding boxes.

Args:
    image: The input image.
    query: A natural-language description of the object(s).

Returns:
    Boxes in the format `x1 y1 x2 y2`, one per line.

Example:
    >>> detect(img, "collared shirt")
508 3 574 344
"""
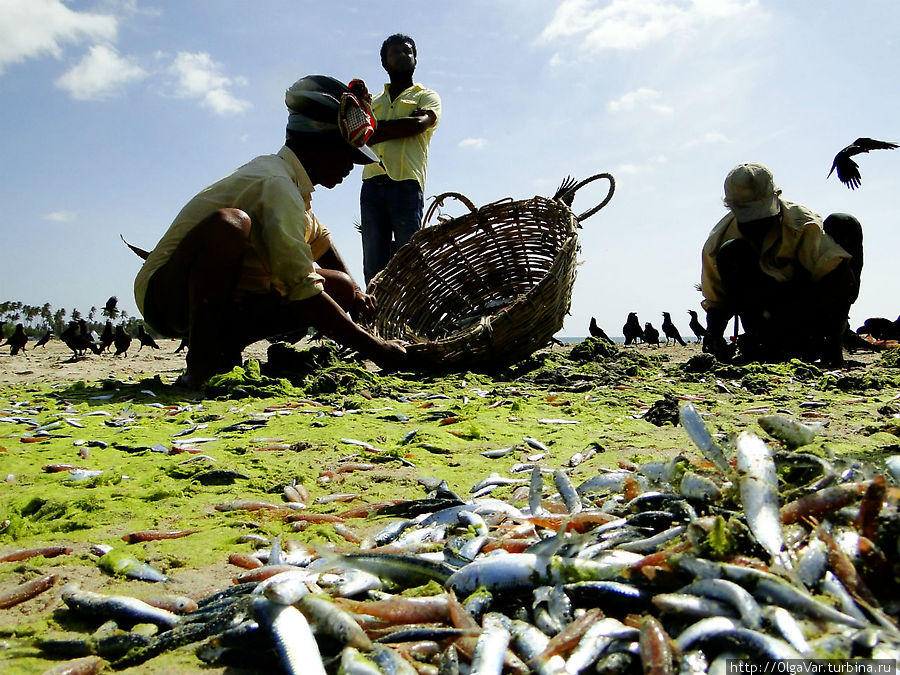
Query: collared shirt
700 199 851 311
134 146 331 314
361 82 441 192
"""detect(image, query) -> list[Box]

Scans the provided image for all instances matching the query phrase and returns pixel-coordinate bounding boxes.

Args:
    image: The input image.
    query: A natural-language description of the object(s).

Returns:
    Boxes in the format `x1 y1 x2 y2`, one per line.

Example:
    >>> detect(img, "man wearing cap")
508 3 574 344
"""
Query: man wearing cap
359 33 441 285
134 75 407 387
700 162 863 364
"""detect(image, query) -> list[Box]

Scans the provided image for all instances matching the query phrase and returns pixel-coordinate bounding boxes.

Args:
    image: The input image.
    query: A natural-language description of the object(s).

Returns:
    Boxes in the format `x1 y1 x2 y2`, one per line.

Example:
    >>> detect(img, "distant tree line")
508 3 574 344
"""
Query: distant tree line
0 300 146 339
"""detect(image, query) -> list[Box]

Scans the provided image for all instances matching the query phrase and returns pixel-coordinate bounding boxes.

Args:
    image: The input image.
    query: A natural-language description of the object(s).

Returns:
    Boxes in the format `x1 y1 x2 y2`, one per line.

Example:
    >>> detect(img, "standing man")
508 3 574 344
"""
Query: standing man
360 33 441 285
700 162 862 365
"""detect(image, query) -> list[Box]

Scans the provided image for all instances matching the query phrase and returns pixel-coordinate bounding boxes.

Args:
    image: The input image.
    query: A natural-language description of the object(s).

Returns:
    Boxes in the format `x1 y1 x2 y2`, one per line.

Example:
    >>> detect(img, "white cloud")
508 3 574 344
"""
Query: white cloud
0 0 117 74
168 52 250 115
683 130 730 148
44 210 77 222
540 0 757 52
607 87 673 115
55 44 145 100
458 137 487 150
614 155 667 175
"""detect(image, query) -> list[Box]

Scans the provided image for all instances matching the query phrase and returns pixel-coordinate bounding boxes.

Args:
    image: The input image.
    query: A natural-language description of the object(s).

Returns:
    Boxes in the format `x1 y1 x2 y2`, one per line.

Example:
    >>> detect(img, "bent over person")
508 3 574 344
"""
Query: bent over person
134 75 407 387
700 162 863 365
359 33 441 285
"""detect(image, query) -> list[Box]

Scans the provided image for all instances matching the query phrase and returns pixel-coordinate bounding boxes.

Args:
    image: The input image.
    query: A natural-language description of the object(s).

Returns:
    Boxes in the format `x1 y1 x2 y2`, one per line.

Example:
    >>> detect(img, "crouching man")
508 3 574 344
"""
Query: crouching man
134 75 407 387
700 162 862 365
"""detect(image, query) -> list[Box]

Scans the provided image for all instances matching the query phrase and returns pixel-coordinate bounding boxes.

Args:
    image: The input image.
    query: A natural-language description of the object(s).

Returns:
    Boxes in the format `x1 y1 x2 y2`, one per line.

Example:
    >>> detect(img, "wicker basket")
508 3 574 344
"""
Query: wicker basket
366 174 615 370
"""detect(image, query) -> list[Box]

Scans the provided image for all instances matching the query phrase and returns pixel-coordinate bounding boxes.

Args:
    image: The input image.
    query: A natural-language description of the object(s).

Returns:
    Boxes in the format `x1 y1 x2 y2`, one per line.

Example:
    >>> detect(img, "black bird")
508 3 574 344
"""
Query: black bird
643 322 660 347
552 175 577 207
623 312 644 345
589 317 614 343
60 321 100 360
34 329 53 348
4 324 27 355
174 338 188 354
98 321 114 353
103 296 120 319
827 137 898 189
137 324 160 351
687 310 707 343
113 325 132 356
661 312 687 346
856 315 900 341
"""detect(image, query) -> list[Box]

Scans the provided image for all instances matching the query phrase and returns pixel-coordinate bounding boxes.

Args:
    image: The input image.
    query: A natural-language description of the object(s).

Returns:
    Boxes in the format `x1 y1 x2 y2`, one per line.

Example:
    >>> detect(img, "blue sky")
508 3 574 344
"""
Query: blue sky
1 0 898 338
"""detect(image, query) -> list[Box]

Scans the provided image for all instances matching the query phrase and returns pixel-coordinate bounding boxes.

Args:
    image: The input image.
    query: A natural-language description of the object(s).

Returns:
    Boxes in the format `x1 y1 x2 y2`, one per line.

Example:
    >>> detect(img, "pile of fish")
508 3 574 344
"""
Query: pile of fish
33 403 900 673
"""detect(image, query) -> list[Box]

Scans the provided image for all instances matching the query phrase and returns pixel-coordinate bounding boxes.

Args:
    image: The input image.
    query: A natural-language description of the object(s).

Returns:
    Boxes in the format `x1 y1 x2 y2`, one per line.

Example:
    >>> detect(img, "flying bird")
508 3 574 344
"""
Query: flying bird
552 175 577 208
103 296 120 319
623 312 644 345
643 322 660 347
34 329 53 348
687 310 707 343
4 324 27 355
827 137 898 189
137 324 160 351
589 317 614 343
113 325 132 357
661 312 687 347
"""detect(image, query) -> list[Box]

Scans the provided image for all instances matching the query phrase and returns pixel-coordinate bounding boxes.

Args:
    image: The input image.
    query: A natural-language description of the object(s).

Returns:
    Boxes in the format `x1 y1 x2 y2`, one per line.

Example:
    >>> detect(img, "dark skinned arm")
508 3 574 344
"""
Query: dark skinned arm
703 306 734 360
295 292 404 368
316 243 377 322
368 109 437 145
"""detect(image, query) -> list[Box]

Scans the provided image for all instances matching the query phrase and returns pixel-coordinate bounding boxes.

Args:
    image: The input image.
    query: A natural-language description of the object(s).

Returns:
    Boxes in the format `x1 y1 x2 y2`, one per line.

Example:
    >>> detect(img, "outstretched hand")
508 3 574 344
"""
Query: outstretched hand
351 289 377 324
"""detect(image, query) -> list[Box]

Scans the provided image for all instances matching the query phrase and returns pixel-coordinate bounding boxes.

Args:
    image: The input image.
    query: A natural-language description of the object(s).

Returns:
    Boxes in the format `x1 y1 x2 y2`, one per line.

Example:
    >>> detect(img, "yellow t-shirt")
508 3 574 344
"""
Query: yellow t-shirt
134 146 331 315
700 199 851 311
361 83 441 193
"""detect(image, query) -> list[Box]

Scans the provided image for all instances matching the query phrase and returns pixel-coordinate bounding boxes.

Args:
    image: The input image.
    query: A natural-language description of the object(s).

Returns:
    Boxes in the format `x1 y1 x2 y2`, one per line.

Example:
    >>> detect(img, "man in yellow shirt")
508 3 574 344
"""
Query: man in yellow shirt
134 75 407 387
700 162 862 364
360 34 441 285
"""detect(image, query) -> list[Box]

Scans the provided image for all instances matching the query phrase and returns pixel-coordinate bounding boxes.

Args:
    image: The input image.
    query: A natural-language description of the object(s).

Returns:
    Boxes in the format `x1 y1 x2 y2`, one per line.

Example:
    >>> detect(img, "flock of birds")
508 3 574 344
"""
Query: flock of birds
589 311 706 347
0 297 162 361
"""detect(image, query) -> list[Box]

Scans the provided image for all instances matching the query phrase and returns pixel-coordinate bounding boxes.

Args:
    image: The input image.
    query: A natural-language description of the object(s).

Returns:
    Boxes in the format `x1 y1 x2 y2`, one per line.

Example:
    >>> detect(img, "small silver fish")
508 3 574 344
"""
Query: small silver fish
758 415 820 449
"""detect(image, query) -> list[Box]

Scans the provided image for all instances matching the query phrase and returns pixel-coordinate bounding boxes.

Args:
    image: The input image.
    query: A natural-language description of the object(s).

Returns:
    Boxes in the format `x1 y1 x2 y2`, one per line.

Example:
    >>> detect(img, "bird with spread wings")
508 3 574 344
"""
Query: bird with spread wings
827 137 897 189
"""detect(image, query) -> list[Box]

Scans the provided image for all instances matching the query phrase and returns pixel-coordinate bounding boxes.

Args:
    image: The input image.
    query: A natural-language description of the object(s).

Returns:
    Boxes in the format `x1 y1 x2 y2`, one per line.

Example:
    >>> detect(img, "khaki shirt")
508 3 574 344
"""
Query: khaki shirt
134 146 330 314
362 82 441 192
701 199 851 311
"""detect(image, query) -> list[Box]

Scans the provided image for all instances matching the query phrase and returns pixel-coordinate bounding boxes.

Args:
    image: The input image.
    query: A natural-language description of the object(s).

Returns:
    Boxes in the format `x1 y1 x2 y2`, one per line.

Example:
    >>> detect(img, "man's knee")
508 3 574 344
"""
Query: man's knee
824 213 863 271
320 269 356 310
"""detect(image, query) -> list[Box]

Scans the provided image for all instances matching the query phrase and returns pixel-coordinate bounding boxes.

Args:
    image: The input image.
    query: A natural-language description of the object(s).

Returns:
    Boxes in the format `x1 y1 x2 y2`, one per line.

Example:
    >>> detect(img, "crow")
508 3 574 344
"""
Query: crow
661 312 687 346
98 321 114 353
552 175 577 208
643 322 661 347
113 325 132 356
34 329 53 348
623 312 644 345
103 296 120 319
827 137 898 189
4 324 27 355
687 310 707 343
174 338 188 354
137 324 160 351
60 321 101 360
589 317 614 343
856 316 900 341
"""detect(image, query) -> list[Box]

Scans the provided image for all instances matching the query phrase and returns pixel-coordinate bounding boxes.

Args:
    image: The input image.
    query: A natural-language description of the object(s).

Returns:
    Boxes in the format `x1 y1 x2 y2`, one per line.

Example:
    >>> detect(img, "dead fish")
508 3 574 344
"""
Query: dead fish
481 446 517 458
524 437 550 453
537 418 581 425
757 415 820 449
0 573 58 609
679 403 731 475
61 584 179 628
736 431 789 568
96 548 168 582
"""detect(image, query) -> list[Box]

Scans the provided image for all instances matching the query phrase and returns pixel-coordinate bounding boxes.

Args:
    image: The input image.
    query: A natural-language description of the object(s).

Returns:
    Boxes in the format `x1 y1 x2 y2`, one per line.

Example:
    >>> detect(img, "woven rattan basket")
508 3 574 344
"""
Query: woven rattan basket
366 173 615 370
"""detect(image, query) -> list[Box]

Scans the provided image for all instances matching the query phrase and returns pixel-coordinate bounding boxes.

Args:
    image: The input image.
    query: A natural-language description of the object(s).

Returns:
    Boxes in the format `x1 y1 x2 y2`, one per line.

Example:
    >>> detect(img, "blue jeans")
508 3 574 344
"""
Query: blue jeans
360 176 423 285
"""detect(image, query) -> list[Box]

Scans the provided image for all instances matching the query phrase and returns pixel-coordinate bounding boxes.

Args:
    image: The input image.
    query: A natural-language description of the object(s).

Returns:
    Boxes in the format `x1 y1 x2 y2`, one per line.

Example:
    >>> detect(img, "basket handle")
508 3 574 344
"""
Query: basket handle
561 173 616 223
424 191 477 225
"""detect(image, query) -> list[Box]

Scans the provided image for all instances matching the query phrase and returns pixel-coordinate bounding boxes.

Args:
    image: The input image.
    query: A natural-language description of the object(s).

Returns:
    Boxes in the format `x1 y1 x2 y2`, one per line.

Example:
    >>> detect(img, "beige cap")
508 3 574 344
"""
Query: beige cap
723 162 781 222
